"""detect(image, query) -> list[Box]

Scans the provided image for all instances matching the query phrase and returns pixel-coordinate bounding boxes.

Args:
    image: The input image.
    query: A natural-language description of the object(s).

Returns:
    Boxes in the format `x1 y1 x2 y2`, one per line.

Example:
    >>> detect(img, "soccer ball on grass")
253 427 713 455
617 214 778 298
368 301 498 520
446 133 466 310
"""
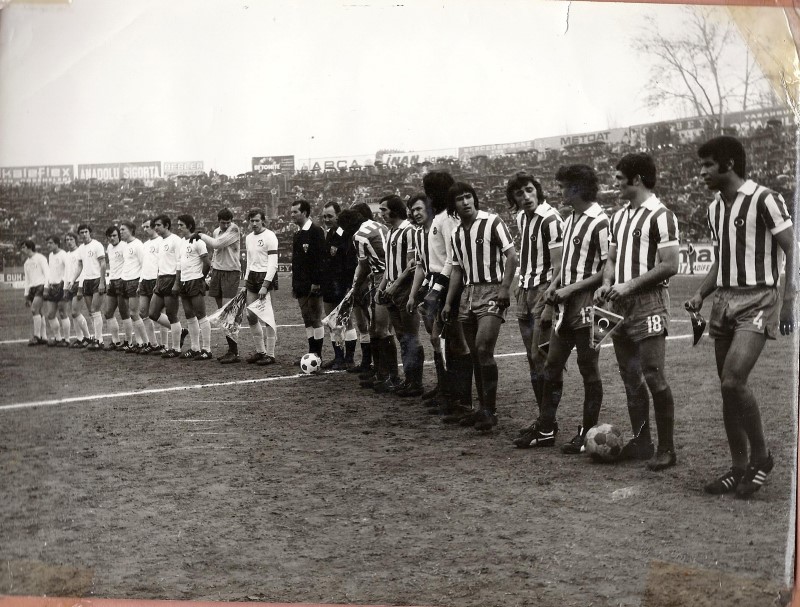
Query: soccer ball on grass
584 423 624 462
300 353 322 374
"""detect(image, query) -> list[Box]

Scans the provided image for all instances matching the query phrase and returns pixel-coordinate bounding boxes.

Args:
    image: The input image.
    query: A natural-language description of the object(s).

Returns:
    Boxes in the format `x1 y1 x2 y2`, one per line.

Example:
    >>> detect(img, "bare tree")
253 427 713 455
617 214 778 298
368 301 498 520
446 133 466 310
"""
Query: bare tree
634 7 773 131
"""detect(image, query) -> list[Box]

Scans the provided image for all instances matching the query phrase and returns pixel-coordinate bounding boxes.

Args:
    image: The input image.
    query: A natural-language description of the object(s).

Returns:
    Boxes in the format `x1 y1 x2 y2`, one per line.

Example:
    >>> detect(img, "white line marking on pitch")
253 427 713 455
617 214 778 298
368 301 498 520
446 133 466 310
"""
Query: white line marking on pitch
167 419 225 423
0 333 698 412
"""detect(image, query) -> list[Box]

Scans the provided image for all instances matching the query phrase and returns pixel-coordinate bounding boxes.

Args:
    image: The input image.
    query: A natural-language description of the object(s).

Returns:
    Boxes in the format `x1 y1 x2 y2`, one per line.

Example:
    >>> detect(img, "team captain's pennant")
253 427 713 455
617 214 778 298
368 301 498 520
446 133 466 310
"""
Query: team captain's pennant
590 306 624 350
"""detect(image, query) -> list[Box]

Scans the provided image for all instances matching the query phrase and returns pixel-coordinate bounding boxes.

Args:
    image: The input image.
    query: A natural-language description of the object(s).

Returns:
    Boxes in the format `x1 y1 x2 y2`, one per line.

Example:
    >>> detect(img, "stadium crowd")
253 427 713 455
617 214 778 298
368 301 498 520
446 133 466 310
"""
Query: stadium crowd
12 131 796 499
0 120 794 269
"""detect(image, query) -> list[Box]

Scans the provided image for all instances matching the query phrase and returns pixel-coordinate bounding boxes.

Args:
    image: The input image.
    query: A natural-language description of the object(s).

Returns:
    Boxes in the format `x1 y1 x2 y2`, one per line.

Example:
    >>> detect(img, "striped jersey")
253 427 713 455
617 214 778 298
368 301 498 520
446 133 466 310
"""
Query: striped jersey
560 202 609 287
414 225 430 276
428 211 458 276
707 180 792 288
516 201 564 289
107 242 124 280
141 236 161 281
451 210 515 285
609 195 679 286
385 219 416 282
354 220 389 275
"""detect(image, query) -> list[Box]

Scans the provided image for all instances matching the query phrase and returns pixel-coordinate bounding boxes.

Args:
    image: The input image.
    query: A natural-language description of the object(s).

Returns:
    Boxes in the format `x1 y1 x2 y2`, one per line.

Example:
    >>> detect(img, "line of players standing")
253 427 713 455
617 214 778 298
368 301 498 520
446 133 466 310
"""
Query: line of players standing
19 136 796 498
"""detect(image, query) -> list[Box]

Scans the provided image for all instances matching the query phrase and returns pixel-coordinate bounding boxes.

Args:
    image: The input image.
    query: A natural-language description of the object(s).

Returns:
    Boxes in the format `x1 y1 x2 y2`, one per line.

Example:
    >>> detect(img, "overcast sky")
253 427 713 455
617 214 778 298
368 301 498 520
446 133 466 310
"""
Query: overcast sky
0 0 767 175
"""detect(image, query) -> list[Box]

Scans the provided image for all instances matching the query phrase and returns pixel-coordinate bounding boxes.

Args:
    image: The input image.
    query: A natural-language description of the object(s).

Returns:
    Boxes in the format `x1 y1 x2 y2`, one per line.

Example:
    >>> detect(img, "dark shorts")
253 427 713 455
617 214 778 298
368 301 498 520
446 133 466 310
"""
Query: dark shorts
122 278 140 299
179 277 207 298
209 269 241 299
106 278 124 298
709 286 780 340
322 279 348 305
43 282 64 303
82 278 101 296
607 286 670 343
298 294 323 324
458 283 507 323
245 271 278 294
385 277 413 310
516 282 553 323
25 285 44 302
553 288 594 333
154 274 177 298
62 286 76 302
138 278 156 298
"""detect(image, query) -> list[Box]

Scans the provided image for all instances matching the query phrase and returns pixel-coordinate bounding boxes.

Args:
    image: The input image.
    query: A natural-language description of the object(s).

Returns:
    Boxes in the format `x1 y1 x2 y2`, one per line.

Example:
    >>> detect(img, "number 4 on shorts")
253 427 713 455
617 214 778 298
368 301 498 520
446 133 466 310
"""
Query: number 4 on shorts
753 310 764 329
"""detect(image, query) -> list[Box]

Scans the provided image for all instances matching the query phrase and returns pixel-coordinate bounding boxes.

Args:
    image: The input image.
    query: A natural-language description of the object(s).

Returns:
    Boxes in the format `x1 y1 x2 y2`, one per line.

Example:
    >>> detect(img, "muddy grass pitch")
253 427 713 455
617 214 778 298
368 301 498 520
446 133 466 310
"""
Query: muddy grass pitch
0 275 796 607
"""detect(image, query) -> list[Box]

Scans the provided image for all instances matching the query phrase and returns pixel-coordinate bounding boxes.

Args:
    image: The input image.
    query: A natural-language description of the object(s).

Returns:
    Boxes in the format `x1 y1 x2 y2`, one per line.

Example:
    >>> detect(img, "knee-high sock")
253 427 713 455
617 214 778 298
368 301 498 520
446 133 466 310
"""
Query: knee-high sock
160 326 169 347
33 314 43 338
187 317 201 351
582 380 603 432
122 318 133 344
144 318 157 345
72 317 84 340
383 336 399 378
199 317 211 351
625 381 651 442
49 318 62 341
75 314 89 339
480 362 499 413
107 318 120 343
251 322 266 353
92 312 104 343
60 317 71 340
264 324 277 357
133 318 147 345
652 387 675 452
170 322 182 350
538 378 563 430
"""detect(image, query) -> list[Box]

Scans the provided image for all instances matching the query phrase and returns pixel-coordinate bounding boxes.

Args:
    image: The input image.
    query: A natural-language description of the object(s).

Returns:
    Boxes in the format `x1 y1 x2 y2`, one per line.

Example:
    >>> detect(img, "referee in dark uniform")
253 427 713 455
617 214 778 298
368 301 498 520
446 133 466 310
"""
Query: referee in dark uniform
320 201 351 369
291 199 326 359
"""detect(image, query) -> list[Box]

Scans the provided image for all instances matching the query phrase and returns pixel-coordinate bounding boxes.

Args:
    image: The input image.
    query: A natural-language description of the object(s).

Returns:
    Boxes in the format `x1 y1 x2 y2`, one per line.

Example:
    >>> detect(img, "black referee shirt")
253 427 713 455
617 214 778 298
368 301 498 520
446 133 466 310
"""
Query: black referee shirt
292 219 326 297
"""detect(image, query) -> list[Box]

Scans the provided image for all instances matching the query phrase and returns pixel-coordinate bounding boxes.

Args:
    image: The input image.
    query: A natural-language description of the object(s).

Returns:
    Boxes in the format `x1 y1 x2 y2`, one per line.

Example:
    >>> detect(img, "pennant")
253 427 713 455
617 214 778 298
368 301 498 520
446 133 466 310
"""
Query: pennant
207 290 247 341
688 309 706 346
322 288 355 332
590 306 624 350
247 298 276 331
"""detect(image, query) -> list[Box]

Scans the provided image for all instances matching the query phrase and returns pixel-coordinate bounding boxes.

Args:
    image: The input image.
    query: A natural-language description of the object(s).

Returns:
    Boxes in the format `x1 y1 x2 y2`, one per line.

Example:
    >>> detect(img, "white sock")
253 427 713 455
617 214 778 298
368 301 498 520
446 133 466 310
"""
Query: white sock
33 315 42 338
313 326 324 340
133 318 147 345
107 317 120 343
187 317 200 351
170 322 182 351
160 326 169 347
144 318 157 345
305 326 314 339
92 312 104 343
345 328 358 341
60 317 71 340
49 318 62 341
199 317 211 351
122 318 133 344
264 325 277 357
251 322 266 353
76 314 90 339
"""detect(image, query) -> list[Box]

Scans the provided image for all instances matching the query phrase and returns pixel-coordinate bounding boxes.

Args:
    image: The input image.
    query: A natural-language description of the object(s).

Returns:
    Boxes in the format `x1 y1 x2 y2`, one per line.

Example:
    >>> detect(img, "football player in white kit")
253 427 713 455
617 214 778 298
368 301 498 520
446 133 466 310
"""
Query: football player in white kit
173 214 213 360
76 224 108 351
148 215 187 358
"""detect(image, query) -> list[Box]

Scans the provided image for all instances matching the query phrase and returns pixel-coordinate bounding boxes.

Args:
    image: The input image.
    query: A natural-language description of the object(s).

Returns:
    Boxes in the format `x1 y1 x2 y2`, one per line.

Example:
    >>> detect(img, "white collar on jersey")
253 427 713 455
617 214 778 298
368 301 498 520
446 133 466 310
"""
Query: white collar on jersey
713 179 758 203
301 219 313 231
577 202 603 218
623 194 661 212
475 210 491 220
393 219 412 231
534 200 556 217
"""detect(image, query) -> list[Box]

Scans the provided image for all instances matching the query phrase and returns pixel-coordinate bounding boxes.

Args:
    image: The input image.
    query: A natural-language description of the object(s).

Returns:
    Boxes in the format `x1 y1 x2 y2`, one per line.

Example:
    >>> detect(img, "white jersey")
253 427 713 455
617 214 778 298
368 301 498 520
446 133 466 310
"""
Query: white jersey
141 236 161 280
245 229 279 280
157 233 182 276
79 239 106 280
428 211 459 276
47 250 68 284
107 242 125 280
120 238 144 281
23 253 48 294
177 237 208 281
65 249 83 287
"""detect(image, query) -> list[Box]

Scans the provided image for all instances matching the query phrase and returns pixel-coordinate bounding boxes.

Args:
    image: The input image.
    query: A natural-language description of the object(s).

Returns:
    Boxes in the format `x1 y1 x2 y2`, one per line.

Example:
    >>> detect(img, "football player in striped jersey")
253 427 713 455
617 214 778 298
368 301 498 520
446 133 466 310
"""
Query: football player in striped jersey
594 153 680 470
686 136 796 497
442 182 517 431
